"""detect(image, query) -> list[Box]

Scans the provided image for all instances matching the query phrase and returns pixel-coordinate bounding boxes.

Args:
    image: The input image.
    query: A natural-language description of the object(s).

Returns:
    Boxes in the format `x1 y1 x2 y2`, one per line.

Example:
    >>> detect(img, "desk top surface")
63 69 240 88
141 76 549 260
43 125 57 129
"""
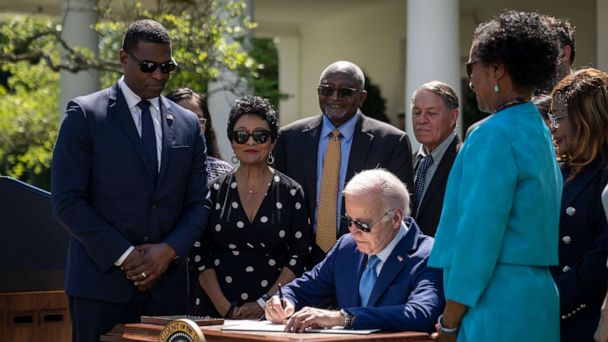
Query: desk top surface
102 321 432 342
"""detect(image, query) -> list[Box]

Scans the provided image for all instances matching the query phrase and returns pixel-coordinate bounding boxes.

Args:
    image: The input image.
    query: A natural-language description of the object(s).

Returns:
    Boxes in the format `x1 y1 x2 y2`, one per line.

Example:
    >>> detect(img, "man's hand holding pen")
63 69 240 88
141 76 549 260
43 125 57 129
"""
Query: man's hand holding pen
264 294 295 325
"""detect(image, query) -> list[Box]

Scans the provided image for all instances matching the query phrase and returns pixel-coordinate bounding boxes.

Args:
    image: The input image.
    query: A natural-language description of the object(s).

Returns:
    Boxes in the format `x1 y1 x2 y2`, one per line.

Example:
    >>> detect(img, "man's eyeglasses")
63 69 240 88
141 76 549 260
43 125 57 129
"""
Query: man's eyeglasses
342 209 396 233
230 129 272 144
466 59 479 79
547 112 569 129
126 51 178 74
317 85 362 98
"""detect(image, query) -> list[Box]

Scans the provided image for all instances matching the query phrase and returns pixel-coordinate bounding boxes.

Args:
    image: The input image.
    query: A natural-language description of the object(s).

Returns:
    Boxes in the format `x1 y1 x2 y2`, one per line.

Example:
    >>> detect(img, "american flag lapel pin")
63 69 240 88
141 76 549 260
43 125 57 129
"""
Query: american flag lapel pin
397 255 403 262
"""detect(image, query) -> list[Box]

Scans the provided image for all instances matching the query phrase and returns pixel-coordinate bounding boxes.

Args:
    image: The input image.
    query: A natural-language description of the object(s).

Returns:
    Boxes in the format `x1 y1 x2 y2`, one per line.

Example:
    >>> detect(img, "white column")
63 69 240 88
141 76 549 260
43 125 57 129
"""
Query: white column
597 0 608 70
59 0 99 116
275 35 300 125
208 0 252 163
405 0 460 151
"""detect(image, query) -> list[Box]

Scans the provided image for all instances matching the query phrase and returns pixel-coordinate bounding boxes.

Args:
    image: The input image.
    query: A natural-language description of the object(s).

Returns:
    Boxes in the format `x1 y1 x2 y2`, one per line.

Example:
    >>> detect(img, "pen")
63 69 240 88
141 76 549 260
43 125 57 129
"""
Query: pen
278 283 286 309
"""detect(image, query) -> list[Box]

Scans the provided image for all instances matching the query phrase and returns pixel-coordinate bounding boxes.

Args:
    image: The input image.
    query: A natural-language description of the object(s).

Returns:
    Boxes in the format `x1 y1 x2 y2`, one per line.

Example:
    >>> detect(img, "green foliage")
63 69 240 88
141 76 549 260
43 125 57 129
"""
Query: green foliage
0 61 59 190
0 1 283 189
361 74 390 124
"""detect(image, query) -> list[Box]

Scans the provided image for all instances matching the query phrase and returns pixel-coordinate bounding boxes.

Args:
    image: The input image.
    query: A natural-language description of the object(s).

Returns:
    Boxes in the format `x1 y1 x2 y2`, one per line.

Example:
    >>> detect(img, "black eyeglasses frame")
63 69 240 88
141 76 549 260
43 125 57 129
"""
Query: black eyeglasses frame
317 85 362 98
230 129 272 145
126 50 178 74
342 209 396 233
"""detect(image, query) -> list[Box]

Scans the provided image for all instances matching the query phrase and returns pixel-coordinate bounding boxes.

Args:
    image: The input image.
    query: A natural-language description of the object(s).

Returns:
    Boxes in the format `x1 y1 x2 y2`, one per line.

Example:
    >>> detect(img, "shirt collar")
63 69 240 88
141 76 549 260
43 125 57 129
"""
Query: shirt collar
417 131 456 161
374 220 408 264
320 110 360 141
118 76 164 112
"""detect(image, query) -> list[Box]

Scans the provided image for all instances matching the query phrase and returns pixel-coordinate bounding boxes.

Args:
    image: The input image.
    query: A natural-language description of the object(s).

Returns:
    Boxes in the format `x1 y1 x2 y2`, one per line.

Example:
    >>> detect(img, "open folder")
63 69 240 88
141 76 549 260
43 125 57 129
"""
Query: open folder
221 320 380 335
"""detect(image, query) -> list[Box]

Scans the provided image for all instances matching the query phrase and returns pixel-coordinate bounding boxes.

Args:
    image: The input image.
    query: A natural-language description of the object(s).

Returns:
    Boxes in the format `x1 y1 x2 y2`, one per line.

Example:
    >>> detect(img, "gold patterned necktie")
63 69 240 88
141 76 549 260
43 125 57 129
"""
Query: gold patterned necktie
316 129 341 253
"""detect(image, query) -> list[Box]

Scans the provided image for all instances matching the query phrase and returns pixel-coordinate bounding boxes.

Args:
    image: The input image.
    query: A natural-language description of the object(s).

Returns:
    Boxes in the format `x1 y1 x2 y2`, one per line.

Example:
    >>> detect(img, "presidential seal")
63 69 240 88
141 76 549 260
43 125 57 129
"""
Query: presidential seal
158 318 205 342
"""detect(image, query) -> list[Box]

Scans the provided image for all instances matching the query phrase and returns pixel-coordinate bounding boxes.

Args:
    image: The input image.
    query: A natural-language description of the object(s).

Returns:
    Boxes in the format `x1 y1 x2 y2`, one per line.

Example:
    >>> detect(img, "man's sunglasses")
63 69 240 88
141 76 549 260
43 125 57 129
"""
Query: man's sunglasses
317 85 362 98
126 51 178 74
342 209 396 233
230 129 272 144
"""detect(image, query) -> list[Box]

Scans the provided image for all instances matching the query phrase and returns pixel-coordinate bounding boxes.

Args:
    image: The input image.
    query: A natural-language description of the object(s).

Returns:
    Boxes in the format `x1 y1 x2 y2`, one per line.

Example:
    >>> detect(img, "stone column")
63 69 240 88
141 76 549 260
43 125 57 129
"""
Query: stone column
275 35 300 125
59 0 99 116
597 0 608 70
207 0 252 163
405 0 460 151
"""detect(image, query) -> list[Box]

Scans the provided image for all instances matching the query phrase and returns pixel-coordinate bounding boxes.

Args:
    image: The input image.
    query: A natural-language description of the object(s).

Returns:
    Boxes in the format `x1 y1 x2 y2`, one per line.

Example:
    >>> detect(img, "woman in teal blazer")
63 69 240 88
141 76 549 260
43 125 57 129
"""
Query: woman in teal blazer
429 11 563 341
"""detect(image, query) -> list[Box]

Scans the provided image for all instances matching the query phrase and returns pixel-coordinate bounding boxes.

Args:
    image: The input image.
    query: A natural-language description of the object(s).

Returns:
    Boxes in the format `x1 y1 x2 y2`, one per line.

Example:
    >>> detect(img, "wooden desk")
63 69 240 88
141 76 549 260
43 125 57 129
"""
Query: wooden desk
101 322 432 342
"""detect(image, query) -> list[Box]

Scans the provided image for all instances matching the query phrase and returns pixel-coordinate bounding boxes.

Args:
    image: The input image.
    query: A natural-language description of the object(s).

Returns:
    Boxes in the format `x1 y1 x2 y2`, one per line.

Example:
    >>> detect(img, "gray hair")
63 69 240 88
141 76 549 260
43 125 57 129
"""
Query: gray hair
319 61 365 89
343 169 410 216
411 80 459 110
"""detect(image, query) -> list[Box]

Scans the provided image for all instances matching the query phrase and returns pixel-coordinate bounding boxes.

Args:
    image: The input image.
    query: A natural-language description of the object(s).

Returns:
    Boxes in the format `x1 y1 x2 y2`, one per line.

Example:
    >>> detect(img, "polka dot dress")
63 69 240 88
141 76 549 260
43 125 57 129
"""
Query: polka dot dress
192 170 313 316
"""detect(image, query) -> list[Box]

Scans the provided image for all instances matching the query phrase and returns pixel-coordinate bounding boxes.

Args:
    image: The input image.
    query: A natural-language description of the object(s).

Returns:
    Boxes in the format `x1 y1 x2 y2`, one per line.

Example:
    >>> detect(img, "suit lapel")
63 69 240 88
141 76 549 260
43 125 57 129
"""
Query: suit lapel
157 96 175 186
346 115 374 182
366 222 419 307
108 85 156 179
561 159 603 219
301 117 323 213
353 251 368 306
417 136 460 218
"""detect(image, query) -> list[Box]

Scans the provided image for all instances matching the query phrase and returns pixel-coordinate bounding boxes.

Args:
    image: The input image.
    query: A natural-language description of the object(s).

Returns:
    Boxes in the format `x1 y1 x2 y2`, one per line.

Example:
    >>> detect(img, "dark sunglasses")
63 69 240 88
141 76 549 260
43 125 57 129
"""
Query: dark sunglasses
230 129 272 144
466 59 478 79
126 51 178 74
342 209 395 233
317 85 362 98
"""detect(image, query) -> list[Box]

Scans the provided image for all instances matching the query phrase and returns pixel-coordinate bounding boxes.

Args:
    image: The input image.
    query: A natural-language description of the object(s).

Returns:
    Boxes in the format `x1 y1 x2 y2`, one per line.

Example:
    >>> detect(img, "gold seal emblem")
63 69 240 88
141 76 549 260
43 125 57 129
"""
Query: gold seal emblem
158 318 205 342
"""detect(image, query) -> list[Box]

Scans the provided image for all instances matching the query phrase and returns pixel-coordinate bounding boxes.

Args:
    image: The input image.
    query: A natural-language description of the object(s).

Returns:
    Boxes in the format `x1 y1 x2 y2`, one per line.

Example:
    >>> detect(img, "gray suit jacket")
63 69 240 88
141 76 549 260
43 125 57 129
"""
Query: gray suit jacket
273 114 414 264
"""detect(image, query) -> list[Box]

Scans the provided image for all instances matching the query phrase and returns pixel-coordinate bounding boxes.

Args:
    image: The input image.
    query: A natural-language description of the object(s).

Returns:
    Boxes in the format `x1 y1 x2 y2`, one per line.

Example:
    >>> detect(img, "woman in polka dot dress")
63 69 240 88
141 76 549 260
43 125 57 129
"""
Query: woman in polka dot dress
192 95 313 319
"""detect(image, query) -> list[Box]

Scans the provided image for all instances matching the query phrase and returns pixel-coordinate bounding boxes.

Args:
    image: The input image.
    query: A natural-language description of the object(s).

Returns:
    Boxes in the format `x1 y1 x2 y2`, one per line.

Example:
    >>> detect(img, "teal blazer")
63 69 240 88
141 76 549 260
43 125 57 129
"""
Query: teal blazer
429 102 562 307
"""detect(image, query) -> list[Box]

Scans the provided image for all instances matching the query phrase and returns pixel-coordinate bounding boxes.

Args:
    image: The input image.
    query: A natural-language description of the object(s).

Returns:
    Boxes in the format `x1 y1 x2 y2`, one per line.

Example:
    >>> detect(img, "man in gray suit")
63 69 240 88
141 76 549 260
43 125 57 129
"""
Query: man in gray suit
273 61 414 266
411 81 461 236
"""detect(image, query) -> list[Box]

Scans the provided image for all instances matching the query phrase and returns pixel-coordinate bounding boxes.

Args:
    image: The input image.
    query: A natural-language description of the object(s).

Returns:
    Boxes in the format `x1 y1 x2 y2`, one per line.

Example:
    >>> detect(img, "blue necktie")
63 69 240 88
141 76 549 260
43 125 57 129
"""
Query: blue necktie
359 255 381 307
138 100 158 180
414 154 434 211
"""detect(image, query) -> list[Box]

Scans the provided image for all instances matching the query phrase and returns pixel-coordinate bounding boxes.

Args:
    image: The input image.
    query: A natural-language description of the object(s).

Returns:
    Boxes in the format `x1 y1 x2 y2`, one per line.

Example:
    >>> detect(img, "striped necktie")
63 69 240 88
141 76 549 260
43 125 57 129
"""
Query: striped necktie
138 100 158 180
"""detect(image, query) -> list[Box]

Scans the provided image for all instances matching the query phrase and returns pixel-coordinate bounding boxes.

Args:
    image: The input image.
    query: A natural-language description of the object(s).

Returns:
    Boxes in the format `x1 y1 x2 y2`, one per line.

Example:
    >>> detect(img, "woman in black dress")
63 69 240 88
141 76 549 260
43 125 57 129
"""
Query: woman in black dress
193 95 312 319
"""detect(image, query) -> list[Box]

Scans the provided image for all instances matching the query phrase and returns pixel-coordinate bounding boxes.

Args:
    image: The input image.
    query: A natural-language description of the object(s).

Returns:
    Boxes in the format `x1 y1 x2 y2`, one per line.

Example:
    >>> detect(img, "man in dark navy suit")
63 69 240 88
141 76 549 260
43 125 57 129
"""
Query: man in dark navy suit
265 169 443 332
51 19 208 341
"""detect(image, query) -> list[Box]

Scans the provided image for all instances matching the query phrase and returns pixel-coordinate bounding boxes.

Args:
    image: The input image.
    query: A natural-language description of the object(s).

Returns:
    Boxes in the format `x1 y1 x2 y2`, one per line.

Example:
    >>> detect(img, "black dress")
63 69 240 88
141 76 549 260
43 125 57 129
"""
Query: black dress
192 170 313 316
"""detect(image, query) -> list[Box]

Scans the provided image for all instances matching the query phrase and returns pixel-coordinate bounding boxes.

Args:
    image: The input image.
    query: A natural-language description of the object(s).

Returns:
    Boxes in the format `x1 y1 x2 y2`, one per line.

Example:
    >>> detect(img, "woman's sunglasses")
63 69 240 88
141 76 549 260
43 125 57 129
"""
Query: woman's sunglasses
230 129 272 144
317 85 362 98
126 51 178 74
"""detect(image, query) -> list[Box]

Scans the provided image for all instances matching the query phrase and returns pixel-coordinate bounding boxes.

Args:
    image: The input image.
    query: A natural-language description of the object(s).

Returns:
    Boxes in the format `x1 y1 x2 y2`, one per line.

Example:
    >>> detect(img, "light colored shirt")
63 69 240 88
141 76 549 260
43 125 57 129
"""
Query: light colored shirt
370 220 409 276
118 76 164 172
114 77 167 266
415 131 456 210
315 111 360 233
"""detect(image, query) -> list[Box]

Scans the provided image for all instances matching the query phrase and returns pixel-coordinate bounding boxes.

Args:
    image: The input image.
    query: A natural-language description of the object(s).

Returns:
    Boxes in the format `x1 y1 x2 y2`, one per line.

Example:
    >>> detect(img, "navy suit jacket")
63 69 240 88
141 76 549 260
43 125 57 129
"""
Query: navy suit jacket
550 158 608 341
280 217 443 332
51 84 209 305
274 114 414 264
413 136 461 236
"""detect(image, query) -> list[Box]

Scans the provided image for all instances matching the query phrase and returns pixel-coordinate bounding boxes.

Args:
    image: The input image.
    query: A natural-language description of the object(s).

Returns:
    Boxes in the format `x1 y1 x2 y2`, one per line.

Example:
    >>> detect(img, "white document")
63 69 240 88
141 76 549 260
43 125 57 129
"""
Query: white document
221 320 380 334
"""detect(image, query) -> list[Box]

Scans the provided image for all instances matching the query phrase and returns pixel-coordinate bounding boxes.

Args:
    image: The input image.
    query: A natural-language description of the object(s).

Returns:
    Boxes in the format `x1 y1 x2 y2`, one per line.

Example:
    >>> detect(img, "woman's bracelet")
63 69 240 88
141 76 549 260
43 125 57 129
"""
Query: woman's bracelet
437 314 459 335
224 301 238 318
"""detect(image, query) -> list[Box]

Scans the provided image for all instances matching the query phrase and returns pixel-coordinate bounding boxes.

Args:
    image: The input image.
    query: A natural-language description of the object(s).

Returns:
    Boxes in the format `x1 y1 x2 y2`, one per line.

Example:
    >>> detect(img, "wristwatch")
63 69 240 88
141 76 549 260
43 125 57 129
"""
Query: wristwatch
340 309 354 329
